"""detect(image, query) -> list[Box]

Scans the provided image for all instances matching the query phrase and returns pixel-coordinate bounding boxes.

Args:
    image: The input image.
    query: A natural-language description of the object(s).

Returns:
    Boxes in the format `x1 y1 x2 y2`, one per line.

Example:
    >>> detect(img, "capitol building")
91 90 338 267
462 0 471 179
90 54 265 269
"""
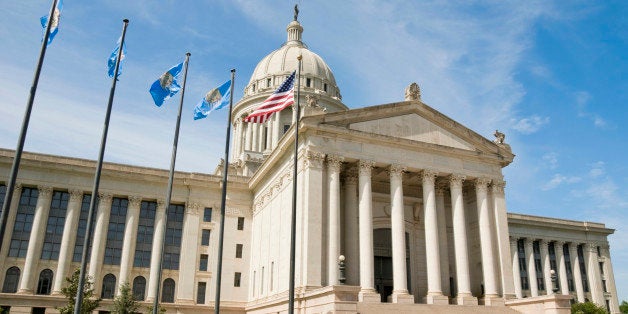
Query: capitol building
0 13 620 314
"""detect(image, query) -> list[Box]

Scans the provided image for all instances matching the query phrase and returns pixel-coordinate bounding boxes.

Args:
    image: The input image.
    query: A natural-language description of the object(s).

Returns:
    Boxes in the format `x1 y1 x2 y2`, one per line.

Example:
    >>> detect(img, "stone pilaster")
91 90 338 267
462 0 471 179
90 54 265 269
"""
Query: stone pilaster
300 149 325 287
18 185 53 294
357 160 380 302
601 244 620 313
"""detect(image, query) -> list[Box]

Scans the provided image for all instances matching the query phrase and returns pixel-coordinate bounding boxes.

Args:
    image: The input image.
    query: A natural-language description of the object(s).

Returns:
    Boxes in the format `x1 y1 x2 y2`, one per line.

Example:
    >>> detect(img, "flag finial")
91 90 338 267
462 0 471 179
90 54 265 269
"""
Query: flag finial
294 4 299 21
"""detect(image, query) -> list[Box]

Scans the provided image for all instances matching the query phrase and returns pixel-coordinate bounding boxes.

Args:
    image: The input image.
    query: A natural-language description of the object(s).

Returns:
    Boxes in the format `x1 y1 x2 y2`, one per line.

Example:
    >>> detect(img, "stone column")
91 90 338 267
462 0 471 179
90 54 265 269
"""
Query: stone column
258 124 265 151
422 170 447 304
525 239 539 297
389 165 412 303
540 239 552 294
585 242 604 306
147 199 167 302
18 185 53 293
272 111 281 149
343 167 360 286
491 180 515 299
601 245 620 313
510 237 523 299
265 121 273 151
569 243 585 302
88 193 113 293
233 119 242 159
52 189 83 295
555 241 570 295
357 160 380 302
251 123 259 151
118 195 141 290
327 155 343 286
245 122 253 151
177 203 200 304
450 175 476 305
0 184 22 264
435 184 450 297
475 178 499 303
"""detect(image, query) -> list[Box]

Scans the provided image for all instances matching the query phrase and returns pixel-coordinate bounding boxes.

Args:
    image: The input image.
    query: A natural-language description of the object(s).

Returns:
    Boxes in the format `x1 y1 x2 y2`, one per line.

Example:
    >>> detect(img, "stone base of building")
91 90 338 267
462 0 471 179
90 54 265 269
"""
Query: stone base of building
390 291 414 304
505 294 572 314
358 288 381 303
455 294 479 305
480 294 505 306
423 293 449 305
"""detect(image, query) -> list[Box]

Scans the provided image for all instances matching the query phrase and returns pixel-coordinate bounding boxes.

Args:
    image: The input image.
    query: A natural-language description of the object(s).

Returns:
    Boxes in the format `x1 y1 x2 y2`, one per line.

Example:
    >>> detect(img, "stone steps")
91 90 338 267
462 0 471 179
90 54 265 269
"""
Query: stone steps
356 303 521 314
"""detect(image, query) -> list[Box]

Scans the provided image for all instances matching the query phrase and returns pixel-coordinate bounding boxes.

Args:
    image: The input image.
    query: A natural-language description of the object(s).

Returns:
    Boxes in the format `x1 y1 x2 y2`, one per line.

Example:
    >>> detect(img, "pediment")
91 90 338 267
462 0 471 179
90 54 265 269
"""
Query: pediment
348 113 475 151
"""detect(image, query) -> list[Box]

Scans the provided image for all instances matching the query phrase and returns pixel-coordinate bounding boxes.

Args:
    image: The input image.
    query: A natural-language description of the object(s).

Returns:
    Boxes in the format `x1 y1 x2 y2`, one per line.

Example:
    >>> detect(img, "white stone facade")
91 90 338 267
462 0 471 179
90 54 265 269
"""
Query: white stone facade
0 15 620 314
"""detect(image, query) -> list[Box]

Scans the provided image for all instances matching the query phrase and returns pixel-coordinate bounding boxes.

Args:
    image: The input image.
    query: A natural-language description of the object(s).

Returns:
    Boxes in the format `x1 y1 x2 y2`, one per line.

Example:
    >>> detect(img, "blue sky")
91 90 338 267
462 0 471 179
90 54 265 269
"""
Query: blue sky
1 0 626 303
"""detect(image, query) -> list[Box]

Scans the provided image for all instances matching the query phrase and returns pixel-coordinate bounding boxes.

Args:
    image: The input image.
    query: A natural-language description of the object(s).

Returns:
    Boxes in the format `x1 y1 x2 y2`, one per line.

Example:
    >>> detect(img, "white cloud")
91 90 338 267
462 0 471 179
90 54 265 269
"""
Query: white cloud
589 161 605 178
542 174 581 191
575 91 609 128
542 152 559 169
511 115 550 134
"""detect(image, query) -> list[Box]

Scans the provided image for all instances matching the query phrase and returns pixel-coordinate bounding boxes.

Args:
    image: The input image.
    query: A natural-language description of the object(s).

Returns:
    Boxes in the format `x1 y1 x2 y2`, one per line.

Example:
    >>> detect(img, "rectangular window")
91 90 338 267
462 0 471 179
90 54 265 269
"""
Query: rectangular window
577 245 589 292
323 83 328 92
197 282 206 304
134 201 156 268
41 191 68 260
267 78 272 87
237 217 245 230
517 239 529 290
0 184 6 218
9 187 38 257
306 78 311 87
234 272 241 287
236 244 243 258
203 207 212 222
533 241 545 291
73 194 94 262
283 124 290 134
163 204 185 270
563 244 575 292
199 254 208 271
201 229 210 246
599 262 605 275
104 197 128 265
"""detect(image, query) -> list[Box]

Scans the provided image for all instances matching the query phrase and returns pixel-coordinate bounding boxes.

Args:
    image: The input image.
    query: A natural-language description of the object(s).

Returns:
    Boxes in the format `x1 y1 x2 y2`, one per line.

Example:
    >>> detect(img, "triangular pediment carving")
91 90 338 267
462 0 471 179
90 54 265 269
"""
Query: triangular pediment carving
348 113 475 151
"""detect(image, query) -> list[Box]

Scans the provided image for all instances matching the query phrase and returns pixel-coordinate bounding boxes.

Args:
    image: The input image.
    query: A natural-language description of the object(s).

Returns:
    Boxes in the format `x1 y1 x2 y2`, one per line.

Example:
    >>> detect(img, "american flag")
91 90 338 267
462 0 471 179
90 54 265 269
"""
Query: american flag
244 71 296 124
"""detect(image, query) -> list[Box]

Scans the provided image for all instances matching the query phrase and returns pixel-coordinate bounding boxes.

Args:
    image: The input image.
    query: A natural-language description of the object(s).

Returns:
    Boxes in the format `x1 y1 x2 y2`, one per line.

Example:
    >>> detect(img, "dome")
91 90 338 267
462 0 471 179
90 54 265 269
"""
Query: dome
243 20 341 100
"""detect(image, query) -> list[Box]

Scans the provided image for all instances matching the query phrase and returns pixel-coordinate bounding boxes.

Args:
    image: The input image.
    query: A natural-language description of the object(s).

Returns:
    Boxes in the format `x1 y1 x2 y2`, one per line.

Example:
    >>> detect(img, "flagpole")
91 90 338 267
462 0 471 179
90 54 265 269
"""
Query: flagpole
152 52 191 314
288 55 303 314
214 69 236 314
74 18 129 314
0 0 59 254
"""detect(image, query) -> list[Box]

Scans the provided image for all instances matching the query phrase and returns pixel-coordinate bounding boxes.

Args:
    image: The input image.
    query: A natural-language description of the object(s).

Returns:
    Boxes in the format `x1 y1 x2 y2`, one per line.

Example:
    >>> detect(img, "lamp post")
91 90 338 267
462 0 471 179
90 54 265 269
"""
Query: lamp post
338 255 346 285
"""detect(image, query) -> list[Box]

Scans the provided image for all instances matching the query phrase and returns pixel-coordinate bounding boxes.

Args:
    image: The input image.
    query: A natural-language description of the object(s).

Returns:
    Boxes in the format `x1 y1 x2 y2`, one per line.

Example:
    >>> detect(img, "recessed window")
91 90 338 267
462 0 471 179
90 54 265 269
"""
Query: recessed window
101 274 116 299
323 83 328 92
201 229 210 246
203 207 212 222
237 217 245 230
234 272 242 287
161 278 175 303
236 244 243 258
132 276 146 301
252 84 256 92
199 254 208 271
2 267 20 293
42 191 68 260
197 282 206 304
36 269 53 295
306 78 311 87
267 78 272 87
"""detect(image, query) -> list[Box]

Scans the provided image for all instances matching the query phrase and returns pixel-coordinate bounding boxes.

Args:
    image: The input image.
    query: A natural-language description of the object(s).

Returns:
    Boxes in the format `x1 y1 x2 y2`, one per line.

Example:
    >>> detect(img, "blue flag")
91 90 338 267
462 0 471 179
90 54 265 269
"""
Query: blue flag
108 37 126 78
193 80 232 120
149 62 184 107
40 0 64 46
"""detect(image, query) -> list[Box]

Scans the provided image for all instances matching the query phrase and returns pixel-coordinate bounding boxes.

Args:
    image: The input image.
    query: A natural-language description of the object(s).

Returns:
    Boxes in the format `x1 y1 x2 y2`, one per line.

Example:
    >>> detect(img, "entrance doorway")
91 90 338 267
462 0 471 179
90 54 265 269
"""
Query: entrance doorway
373 228 411 302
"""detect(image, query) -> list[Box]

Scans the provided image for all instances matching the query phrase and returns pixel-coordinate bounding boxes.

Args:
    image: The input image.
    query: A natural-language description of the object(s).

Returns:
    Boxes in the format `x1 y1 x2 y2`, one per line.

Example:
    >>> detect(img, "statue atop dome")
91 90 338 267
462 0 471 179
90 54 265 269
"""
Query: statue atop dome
294 4 299 21
405 82 421 101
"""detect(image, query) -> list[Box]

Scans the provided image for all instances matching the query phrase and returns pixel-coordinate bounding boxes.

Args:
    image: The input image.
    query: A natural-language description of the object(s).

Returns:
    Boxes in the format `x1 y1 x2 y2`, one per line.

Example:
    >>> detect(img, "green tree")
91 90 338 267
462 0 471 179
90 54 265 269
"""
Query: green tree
572 301 608 314
111 282 139 314
619 300 628 314
57 269 101 314
146 304 167 314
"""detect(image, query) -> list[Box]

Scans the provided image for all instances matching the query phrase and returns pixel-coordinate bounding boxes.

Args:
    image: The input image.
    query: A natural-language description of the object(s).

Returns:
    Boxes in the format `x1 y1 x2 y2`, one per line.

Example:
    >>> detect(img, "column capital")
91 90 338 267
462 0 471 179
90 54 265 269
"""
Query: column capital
128 195 142 207
449 174 466 188
554 240 566 247
422 169 437 183
38 185 53 198
568 242 579 254
343 167 358 185
586 242 599 253
388 164 406 177
69 189 83 201
186 203 200 215
327 154 344 172
491 179 506 194
524 238 534 249
304 149 326 169
475 177 491 189
98 192 113 205
539 238 550 246
358 160 375 176
510 236 520 244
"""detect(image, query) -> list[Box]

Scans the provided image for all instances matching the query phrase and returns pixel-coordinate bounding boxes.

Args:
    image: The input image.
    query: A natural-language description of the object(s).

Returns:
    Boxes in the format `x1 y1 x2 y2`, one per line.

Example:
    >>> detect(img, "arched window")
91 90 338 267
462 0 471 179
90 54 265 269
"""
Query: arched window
2 267 20 293
161 278 175 303
132 276 146 301
101 274 116 299
36 269 53 295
